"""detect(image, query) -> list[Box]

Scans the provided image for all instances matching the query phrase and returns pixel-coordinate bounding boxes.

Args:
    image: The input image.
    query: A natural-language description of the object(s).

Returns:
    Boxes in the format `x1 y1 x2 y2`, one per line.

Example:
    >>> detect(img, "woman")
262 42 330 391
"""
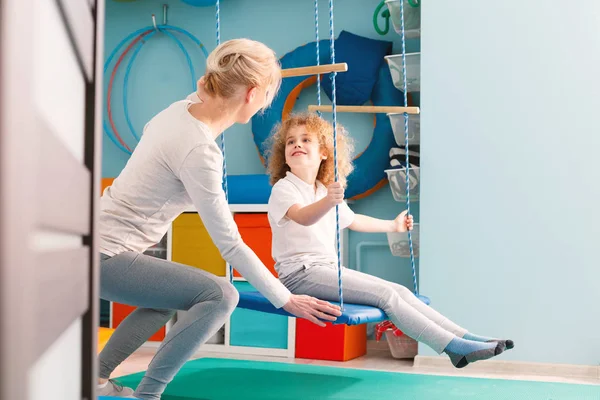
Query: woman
97 39 342 400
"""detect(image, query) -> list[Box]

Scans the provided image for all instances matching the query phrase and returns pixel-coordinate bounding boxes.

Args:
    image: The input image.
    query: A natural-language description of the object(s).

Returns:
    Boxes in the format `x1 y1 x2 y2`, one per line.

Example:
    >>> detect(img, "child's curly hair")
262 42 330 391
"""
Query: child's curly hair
265 112 354 187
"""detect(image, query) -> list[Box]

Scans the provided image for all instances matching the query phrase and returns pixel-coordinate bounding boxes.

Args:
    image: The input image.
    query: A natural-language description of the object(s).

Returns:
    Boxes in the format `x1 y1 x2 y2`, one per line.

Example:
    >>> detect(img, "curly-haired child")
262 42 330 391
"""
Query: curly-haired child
265 112 513 368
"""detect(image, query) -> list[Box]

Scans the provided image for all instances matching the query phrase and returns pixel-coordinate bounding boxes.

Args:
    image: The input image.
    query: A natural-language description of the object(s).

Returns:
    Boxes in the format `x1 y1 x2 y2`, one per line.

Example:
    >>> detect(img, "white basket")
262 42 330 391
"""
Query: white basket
388 113 420 147
385 330 418 359
385 0 421 38
385 167 419 202
387 223 419 257
384 53 421 92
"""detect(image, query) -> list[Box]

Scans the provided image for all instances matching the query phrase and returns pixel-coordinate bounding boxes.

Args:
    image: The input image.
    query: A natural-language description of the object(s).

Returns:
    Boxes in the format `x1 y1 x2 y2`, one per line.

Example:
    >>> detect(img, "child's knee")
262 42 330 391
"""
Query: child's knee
394 284 413 298
377 286 401 310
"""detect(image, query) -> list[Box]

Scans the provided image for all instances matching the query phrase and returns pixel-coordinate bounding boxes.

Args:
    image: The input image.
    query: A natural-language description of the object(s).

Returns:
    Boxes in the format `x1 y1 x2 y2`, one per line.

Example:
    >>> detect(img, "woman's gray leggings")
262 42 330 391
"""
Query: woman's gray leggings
99 252 239 400
280 265 468 354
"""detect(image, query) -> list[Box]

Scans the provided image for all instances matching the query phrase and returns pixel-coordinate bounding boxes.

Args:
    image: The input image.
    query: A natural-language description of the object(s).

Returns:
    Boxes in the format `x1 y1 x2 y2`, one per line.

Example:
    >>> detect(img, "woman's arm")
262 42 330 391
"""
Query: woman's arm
178 145 341 324
178 145 291 307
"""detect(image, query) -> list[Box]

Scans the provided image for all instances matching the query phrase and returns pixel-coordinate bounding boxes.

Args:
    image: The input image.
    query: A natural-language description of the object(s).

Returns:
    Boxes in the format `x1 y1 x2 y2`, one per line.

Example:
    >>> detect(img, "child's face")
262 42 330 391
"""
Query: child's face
284 125 326 173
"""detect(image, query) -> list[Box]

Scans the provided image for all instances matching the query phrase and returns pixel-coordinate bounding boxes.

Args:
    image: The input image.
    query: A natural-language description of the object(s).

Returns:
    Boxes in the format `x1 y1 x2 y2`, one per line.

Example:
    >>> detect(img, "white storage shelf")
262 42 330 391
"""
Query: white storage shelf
383 0 422 276
136 203 349 359
384 52 421 93
385 167 420 202
387 113 420 147
168 203 296 358
387 223 419 258
385 0 421 38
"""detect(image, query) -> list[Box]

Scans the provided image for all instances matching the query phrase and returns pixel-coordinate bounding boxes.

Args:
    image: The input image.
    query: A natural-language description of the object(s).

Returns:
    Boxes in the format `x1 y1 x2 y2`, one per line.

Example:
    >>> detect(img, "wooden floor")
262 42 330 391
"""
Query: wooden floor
109 340 600 387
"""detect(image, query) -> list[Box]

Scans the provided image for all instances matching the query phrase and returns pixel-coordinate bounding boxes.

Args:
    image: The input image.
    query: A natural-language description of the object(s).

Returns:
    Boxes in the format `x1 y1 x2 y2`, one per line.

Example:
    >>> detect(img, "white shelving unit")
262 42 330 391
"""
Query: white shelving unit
128 202 349 359
385 0 421 38
383 1 422 258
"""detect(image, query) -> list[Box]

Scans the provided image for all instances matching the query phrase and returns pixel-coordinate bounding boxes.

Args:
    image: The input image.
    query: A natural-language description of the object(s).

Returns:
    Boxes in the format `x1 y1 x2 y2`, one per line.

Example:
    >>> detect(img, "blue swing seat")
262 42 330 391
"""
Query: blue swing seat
237 291 431 326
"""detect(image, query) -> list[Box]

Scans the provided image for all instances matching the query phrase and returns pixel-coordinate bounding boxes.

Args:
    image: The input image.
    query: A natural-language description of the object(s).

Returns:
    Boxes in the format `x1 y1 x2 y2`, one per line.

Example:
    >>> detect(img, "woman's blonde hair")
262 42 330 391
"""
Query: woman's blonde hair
203 38 281 110
266 112 354 187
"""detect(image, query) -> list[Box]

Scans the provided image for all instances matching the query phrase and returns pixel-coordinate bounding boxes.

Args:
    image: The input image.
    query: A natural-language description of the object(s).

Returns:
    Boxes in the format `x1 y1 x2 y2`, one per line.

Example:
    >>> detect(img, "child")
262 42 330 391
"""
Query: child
265 113 513 368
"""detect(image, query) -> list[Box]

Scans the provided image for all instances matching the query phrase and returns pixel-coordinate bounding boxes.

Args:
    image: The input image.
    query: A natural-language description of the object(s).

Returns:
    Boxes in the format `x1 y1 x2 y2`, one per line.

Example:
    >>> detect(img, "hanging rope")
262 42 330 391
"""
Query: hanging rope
215 0 220 46
399 0 418 297
214 0 233 283
315 0 322 115
326 0 343 310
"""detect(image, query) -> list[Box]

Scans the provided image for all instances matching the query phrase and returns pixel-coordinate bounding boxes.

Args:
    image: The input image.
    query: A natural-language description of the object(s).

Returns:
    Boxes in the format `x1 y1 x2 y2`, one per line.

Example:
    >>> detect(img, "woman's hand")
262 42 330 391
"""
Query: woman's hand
282 294 342 327
393 210 414 232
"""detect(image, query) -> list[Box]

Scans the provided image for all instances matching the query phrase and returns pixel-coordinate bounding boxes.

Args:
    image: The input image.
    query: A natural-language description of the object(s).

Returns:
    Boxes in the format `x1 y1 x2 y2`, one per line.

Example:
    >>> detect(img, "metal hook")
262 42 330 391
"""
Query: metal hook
152 13 158 31
163 4 168 25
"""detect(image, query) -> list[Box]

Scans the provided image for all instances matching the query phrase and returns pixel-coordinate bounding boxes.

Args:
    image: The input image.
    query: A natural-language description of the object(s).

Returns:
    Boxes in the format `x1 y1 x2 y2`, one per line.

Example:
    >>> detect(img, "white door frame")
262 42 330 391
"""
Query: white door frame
0 0 105 399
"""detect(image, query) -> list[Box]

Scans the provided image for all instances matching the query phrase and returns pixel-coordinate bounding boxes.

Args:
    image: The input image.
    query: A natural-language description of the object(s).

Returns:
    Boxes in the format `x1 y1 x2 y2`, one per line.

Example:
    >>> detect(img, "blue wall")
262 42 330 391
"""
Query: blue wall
419 1 600 365
103 0 600 367
103 0 420 291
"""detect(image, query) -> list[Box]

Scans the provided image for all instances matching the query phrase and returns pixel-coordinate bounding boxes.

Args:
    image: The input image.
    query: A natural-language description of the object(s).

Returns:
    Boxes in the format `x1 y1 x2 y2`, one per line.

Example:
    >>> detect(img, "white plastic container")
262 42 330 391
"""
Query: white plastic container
385 167 420 202
385 330 418 359
387 223 419 258
385 0 421 38
384 52 420 92
387 113 420 147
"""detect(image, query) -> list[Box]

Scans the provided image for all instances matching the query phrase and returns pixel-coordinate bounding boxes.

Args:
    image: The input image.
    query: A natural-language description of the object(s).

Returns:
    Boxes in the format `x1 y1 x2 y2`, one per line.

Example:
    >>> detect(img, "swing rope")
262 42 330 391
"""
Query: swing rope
315 0 321 114
315 0 342 308
215 0 233 283
326 0 343 310
399 0 419 297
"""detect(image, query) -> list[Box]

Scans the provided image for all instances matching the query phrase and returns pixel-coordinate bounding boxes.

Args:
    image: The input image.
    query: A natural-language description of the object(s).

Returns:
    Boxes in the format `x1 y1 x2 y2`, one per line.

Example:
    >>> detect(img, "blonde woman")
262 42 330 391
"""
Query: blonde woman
98 40 341 400
266 113 513 369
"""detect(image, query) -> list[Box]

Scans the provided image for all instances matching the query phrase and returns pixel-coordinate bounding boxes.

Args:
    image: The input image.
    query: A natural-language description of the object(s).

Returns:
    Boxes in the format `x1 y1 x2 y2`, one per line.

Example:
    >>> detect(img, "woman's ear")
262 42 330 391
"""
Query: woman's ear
246 86 258 103
197 76 205 91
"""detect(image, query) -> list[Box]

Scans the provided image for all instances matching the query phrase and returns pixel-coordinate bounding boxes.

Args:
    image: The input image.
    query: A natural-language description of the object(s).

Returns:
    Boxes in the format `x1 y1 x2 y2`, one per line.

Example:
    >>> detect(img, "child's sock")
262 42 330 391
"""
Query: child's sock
443 337 503 368
462 332 514 350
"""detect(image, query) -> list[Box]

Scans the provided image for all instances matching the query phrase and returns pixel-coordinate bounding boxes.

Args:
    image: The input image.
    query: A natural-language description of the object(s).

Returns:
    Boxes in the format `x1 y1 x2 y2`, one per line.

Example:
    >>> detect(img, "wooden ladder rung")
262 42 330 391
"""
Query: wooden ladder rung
308 105 420 114
281 63 348 78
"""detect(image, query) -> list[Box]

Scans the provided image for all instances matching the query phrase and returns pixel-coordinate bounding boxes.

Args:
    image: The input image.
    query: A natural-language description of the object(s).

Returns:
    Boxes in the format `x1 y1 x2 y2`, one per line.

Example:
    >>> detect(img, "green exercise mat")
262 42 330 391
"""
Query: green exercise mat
116 357 600 400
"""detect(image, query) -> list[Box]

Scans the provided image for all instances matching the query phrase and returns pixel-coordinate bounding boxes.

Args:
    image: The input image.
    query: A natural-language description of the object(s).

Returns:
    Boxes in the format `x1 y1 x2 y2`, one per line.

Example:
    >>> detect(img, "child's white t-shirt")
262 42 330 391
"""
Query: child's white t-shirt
98 93 291 309
267 171 355 279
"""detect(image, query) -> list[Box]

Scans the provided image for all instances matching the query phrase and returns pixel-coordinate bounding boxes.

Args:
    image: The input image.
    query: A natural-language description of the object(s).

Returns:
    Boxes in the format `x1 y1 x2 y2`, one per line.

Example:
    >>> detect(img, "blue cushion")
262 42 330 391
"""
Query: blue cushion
237 291 388 325
226 174 272 204
321 30 393 105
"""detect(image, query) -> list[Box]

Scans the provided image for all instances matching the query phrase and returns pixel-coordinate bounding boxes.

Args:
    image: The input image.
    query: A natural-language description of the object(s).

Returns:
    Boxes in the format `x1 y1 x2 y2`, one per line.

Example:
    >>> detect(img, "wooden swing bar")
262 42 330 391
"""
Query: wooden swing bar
281 63 348 78
307 105 421 114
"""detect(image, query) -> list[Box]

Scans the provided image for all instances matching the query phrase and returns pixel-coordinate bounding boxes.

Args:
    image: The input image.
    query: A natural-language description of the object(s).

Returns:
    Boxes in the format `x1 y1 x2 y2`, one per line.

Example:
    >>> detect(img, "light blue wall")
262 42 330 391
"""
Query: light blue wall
420 1 600 365
102 1 419 288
